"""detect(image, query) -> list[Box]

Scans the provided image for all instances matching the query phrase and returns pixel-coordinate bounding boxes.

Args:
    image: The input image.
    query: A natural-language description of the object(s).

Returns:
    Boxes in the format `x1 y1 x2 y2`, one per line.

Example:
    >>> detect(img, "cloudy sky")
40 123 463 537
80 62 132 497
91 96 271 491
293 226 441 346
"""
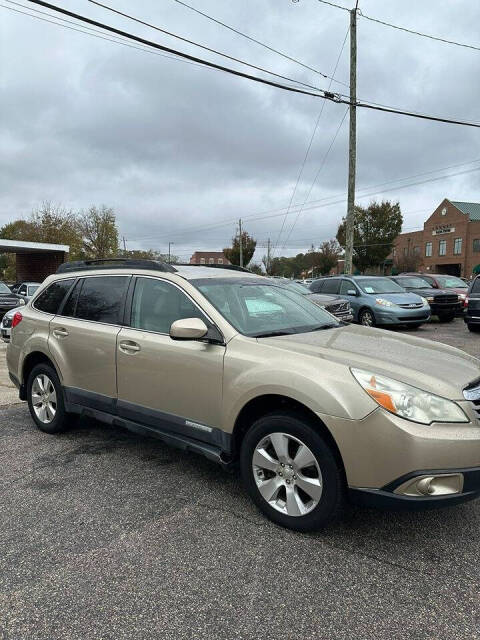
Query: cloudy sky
1 0 479 264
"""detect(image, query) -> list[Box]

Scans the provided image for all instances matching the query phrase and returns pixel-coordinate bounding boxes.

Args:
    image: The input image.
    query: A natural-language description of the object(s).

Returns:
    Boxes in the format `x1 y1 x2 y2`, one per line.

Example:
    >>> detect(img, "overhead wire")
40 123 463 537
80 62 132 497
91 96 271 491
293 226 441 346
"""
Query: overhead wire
170 0 349 87
15 1 480 128
272 26 350 255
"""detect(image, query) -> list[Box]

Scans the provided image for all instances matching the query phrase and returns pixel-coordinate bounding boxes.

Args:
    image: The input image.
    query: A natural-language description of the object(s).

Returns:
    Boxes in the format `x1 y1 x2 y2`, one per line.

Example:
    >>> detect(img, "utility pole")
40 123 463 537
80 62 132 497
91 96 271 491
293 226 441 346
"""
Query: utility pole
122 236 127 253
266 237 271 275
344 5 357 275
168 242 173 264
239 218 243 268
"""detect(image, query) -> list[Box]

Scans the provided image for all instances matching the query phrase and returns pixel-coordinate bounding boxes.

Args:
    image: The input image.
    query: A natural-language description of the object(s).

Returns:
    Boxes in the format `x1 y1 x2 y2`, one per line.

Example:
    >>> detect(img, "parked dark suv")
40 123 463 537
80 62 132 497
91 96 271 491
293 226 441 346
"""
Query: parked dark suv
464 276 480 332
0 282 25 318
389 275 460 322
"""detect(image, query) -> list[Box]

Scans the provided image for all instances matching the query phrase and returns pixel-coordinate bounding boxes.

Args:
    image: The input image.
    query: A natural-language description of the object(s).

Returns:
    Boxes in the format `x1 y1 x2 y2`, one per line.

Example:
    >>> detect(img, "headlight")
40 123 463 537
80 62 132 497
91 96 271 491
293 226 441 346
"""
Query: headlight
351 368 468 424
421 297 430 306
458 294 466 300
425 296 434 303
375 298 397 308
17 299 25 305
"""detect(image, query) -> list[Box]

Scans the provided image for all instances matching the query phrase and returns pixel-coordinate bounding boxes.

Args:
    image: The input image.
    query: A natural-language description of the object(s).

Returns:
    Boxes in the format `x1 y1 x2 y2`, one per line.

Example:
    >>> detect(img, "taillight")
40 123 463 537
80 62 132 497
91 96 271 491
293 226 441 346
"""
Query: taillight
12 311 23 328
465 297 469 307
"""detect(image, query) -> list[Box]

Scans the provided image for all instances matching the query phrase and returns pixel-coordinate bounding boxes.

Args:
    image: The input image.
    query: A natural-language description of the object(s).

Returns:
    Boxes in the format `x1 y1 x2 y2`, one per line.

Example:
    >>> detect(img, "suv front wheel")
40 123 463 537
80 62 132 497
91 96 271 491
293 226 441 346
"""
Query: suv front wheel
240 412 344 531
27 363 69 434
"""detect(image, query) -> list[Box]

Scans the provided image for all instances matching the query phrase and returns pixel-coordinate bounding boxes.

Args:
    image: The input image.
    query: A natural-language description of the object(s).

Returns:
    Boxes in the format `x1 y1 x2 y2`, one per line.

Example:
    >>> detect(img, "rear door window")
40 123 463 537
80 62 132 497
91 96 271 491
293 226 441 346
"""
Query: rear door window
74 276 129 324
33 279 75 314
309 280 324 293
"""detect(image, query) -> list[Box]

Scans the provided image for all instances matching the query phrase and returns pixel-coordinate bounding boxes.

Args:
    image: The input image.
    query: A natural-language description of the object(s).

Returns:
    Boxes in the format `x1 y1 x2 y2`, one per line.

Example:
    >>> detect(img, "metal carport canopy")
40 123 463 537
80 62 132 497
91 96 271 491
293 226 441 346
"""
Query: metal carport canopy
0 239 70 254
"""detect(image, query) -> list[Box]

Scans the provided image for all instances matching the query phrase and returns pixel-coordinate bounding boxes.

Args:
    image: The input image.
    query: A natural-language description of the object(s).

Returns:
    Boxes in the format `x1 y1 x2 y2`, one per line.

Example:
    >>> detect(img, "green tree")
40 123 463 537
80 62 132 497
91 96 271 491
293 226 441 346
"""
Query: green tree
316 239 342 275
78 205 119 259
248 262 264 275
336 200 402 273
224 231 256 266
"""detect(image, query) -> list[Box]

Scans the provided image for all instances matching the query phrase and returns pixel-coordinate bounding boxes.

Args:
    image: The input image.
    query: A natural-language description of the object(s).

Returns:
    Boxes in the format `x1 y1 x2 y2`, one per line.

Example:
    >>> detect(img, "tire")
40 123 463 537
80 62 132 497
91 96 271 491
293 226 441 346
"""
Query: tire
467 323 480 333
438 313 455 323
240 412 344 532
358 308 376 327
26 363 69 434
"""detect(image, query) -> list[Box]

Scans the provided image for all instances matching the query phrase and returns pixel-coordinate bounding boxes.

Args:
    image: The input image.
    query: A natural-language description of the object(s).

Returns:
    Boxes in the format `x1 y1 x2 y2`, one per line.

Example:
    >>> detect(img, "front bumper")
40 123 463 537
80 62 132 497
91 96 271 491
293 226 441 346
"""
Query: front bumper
320 403 480 491
375 307 431 325
349 466 480 510
429 303 460 316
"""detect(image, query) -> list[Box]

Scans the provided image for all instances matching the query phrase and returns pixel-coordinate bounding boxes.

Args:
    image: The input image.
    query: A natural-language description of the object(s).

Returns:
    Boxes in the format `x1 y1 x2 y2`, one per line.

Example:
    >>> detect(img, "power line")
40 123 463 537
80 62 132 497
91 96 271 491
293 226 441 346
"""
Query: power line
171 0 349 87
2 2 207 68
87 0 332 93
315 0 480 52
272 26 350 255
281 107 348 251
20 1 480 128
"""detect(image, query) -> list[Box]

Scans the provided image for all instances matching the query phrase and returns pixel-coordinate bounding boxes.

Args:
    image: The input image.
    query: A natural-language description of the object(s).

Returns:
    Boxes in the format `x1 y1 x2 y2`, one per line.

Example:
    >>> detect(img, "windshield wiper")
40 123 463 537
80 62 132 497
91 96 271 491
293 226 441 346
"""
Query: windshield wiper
253 330 294 338
308 324 338 332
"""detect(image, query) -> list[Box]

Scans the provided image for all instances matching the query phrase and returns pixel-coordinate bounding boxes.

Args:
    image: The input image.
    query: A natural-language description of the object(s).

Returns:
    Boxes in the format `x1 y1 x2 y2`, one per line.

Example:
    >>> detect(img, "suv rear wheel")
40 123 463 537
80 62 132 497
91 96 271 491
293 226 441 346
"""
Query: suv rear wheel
27 363 68 434
240 412 344 531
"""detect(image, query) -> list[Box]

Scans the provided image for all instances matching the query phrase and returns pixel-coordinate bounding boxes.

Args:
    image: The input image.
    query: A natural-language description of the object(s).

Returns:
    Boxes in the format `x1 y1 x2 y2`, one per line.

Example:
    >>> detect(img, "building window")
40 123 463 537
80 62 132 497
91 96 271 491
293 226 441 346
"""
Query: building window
413 246 420 256
474 239 480 253
200 257 206 264
425 242 432 257
453 238 462 255
209 257 214 264
392 248 396 257
218 258 223 264
439 240 446 256
403 247 408 256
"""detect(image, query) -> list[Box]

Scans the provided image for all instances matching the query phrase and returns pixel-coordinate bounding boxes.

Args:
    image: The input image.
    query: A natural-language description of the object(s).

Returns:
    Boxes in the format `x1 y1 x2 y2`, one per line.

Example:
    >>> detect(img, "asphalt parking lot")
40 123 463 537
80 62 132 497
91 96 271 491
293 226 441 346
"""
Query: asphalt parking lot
1 319 480 640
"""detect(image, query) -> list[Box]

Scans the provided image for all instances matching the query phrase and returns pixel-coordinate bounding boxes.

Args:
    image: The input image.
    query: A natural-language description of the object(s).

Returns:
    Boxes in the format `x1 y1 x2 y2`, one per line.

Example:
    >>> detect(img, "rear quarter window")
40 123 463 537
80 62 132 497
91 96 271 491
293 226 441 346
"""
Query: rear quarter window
33 279 75 314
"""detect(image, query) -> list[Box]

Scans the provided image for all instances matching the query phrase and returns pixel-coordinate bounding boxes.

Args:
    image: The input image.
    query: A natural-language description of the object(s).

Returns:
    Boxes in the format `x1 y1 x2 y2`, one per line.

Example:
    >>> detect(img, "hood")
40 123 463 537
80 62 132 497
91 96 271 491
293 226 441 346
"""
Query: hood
402 287 453 298
364 291 423 305
261 324 480 400
0 293 21 302
306 293 342 305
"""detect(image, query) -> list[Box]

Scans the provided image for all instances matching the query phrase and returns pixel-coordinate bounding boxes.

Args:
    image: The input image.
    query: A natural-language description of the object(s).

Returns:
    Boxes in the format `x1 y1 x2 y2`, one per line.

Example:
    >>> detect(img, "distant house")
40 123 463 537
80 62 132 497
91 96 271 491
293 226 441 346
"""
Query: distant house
189 251 230 265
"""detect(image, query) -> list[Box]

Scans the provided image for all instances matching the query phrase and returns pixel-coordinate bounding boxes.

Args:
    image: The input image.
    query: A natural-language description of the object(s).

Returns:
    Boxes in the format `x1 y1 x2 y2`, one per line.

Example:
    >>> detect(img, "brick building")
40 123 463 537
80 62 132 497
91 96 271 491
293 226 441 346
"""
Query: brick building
393 199 480 277
189 251 230 265
0 239 69 281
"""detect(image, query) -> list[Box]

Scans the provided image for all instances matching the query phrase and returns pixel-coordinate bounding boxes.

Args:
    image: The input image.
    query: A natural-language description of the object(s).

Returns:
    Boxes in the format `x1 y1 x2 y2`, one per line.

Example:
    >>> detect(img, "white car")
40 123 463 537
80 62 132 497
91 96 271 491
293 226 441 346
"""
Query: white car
1 305 23 342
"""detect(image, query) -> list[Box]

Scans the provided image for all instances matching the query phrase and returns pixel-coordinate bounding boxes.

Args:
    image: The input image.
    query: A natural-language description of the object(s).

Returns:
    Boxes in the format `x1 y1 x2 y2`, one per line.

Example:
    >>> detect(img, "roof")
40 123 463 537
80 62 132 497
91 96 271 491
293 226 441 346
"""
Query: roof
450 200 480 221
0 239 69 254
175 265 260 280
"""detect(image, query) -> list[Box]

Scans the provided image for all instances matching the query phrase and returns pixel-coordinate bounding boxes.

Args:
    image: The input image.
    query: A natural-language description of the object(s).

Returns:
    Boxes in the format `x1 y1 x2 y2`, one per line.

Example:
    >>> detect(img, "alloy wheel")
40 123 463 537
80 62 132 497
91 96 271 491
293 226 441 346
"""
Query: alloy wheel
361 310 374 326
252 432 323 517
31 374 57 424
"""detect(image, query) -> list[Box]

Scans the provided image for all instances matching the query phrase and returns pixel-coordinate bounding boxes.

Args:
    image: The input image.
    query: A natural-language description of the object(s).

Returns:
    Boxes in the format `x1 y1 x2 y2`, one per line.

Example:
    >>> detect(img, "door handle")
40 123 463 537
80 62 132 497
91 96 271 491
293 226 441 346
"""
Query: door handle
53 327 69 338
119 340 141 354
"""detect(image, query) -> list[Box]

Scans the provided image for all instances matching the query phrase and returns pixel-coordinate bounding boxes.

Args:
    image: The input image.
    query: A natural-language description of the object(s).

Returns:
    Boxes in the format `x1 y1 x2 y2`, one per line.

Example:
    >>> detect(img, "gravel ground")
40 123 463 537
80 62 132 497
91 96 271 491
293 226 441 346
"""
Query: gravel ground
1 319 480 640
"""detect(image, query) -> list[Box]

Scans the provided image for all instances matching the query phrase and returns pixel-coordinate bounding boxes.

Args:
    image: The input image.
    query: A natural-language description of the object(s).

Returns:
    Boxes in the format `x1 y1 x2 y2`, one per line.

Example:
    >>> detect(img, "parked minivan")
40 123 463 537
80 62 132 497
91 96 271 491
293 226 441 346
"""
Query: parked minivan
310 276 430 327
7 259 480 531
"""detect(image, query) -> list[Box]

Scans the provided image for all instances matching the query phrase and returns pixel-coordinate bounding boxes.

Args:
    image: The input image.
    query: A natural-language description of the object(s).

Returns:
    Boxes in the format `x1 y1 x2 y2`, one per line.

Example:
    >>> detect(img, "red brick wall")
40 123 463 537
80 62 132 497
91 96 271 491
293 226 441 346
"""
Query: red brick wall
15 252 66 282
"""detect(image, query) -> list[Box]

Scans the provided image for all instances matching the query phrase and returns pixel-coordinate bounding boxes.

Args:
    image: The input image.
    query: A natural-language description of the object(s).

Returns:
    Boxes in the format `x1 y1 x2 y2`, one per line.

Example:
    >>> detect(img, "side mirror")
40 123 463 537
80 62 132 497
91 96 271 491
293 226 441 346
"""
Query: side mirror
347 289 357 296
170 317 208 340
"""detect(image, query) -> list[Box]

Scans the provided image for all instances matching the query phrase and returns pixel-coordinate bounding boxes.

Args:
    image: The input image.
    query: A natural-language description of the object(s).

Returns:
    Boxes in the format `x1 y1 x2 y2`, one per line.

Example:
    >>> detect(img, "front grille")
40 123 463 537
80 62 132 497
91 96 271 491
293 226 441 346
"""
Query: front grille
326 301 350 314
435 295 459 304
398 303 423 309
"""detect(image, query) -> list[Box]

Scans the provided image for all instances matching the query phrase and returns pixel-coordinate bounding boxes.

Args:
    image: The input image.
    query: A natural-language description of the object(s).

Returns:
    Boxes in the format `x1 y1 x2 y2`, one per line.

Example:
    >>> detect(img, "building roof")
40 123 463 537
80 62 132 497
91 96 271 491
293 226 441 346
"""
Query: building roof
450 200 480 221
0 239 69 254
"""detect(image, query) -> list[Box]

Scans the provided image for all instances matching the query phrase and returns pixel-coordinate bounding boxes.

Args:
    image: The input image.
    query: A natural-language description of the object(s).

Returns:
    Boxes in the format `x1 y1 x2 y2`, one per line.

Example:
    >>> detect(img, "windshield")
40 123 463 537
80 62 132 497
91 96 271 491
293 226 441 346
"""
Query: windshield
435 275 468 289
276 280 310 295
0 282 11 294
192 278 339 337
394 276 431 289
27 285 40 296
357 278 405 294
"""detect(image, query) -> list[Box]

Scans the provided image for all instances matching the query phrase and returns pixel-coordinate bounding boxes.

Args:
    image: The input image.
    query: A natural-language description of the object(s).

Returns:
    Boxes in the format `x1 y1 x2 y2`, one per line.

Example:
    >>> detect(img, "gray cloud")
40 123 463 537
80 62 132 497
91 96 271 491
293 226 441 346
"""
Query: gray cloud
1 0 479 262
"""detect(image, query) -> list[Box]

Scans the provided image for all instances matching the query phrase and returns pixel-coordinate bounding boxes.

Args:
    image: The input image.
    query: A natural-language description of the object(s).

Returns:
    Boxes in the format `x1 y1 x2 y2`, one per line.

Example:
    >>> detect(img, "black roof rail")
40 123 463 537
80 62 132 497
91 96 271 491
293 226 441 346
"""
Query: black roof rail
176 263 252 273
56 258 177 274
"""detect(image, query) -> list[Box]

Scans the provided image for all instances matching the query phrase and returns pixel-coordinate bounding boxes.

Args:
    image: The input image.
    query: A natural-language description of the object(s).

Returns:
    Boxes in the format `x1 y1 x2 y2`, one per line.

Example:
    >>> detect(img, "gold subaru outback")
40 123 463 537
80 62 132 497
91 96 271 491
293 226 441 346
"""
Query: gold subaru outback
7 259 480 531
